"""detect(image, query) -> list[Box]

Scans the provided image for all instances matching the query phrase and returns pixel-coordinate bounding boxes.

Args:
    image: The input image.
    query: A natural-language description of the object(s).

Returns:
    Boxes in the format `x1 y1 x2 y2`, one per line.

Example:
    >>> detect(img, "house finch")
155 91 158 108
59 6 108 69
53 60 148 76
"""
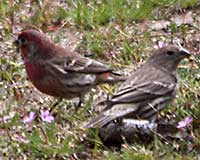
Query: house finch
86 45 190 128
14 29 125 106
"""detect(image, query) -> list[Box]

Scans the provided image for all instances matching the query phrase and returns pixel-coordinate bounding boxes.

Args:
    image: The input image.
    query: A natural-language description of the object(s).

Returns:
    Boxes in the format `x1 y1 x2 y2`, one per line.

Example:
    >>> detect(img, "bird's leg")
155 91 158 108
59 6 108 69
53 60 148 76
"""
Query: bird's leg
74 96 84 112
77 98 83 108
50 97 62 112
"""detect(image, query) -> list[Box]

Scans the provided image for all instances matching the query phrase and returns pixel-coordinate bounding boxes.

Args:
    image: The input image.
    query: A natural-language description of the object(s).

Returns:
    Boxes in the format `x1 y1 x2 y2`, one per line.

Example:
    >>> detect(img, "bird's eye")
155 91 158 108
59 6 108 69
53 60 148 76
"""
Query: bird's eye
20 37 26 43
166 51 174 55
17 35 27 44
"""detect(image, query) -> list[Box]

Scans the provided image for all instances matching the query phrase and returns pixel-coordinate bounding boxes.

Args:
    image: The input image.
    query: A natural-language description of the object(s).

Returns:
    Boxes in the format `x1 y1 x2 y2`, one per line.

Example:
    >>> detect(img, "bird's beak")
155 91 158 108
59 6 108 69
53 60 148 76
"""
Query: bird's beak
179 47 191 58
13 39 20 53
176 42 191 57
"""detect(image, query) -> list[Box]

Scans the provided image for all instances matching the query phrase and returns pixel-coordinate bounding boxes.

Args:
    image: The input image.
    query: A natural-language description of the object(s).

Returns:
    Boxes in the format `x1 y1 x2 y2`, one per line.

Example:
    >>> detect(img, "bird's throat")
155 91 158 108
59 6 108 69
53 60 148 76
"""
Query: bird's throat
25 61 46 82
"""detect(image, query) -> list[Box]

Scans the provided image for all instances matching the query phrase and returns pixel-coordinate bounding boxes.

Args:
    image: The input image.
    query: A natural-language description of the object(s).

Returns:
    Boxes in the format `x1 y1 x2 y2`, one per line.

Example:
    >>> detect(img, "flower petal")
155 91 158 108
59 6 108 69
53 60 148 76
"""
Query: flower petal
22 112 36 124
40 109 54 123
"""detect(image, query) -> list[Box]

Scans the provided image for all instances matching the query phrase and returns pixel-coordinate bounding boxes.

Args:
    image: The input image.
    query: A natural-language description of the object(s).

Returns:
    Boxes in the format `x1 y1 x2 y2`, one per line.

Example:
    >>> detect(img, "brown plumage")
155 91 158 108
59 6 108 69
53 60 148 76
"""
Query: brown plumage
86 45 190 128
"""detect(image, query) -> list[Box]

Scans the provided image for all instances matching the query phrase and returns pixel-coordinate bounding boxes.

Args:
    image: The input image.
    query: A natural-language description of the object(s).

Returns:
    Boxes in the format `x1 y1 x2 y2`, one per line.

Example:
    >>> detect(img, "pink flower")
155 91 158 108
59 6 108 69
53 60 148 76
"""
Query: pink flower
22 112 36 124
177 117 192 129
47 26 57 31
40 110 54 123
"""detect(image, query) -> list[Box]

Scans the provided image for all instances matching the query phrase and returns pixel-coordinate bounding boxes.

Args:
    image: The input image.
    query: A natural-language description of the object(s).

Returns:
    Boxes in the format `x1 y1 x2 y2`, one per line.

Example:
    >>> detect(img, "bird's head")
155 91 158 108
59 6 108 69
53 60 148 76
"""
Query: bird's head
14 29 53 60
148 45 191 72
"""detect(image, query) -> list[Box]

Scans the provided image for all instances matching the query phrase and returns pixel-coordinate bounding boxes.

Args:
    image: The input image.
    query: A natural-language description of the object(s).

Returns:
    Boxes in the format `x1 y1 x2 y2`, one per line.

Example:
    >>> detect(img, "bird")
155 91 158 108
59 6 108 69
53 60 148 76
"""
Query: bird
14 29 125 108
86 45 191 128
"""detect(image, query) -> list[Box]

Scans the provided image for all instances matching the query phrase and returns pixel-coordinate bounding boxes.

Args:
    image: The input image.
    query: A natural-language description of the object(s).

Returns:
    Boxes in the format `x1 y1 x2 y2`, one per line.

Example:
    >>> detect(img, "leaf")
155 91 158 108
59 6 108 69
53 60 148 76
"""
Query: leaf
30 129 43 145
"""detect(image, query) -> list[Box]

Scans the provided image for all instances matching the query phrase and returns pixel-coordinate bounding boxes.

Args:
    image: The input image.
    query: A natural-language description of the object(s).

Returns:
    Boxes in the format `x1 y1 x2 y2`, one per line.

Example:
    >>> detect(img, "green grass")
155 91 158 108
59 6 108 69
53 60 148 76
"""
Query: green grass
0 0 200 159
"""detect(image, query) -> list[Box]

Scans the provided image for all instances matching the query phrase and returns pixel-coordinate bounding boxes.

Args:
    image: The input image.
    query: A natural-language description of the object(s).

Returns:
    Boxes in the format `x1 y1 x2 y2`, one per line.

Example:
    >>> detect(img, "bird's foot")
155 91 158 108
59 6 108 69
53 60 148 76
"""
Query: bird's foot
50 98 62 113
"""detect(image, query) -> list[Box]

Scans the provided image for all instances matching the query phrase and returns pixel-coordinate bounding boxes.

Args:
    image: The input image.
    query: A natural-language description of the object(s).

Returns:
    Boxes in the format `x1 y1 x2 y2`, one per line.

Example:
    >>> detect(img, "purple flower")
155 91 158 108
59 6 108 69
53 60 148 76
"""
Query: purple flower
22 112 36 124
177 117 192 129
3 115 10 123
18 135 29 143
40 110 54 123
154 41 165 49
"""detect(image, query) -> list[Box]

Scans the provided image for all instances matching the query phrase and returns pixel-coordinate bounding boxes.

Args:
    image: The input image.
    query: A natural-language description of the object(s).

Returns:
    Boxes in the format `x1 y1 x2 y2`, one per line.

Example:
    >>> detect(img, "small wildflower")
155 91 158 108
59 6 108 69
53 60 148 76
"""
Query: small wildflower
177 117 192 129
47 26 57 31
22 112 36 124
154 41 165 49
18 135 29 143
3 115 10 123
40 110 54 123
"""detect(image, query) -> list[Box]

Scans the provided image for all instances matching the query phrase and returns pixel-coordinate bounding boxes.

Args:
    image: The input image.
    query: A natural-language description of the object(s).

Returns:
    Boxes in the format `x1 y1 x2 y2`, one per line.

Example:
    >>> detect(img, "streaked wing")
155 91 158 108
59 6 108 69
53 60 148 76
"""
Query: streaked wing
111 81 176 103
48 57 112 73
86 81 175 128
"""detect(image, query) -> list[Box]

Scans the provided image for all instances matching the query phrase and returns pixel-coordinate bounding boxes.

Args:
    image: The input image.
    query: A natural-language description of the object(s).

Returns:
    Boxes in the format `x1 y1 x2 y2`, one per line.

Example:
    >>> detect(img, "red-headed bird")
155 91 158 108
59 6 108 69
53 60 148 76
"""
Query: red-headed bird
14 29 125 106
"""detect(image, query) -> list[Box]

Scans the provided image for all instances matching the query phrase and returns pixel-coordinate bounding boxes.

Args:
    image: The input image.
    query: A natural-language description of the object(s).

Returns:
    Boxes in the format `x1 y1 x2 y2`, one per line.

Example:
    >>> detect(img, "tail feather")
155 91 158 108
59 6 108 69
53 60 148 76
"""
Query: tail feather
86 114 115 128
86 105 138 128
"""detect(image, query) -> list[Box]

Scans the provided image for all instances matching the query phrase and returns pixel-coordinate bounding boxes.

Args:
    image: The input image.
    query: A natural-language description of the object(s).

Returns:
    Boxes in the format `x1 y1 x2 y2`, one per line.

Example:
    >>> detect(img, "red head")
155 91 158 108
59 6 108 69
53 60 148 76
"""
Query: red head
14 29 57 61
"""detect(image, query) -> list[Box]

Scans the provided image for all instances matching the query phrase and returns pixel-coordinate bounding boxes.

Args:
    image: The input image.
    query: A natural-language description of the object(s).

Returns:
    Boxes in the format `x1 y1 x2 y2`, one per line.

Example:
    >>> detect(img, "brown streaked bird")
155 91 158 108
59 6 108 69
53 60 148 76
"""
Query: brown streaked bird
86 45 190 128
14 29 125 107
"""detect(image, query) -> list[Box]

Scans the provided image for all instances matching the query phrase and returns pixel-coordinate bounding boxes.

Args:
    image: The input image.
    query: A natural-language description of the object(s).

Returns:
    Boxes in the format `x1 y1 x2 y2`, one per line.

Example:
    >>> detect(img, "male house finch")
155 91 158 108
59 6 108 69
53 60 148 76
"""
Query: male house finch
14 29 125 106
86 45 190 128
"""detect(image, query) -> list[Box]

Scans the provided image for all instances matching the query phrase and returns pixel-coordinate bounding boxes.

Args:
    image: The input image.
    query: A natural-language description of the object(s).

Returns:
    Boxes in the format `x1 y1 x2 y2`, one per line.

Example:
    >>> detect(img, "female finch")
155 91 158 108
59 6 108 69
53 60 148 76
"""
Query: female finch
86 45 191 128
14 29 125 106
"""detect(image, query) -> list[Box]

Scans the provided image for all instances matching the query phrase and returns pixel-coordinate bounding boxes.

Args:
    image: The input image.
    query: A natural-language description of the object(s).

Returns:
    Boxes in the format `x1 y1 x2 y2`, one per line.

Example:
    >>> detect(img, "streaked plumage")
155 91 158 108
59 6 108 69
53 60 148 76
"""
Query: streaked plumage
86 45 190 128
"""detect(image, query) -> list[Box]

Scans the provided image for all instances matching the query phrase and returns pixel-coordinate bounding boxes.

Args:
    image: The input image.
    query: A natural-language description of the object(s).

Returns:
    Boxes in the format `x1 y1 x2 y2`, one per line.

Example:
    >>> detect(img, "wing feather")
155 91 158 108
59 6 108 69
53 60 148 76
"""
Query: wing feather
48 57 112 73
111 81 176 103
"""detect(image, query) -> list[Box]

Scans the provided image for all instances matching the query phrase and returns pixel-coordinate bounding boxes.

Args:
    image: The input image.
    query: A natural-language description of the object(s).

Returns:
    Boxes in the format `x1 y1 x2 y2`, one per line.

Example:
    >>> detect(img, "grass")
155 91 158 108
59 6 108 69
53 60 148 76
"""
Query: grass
0 0 200 159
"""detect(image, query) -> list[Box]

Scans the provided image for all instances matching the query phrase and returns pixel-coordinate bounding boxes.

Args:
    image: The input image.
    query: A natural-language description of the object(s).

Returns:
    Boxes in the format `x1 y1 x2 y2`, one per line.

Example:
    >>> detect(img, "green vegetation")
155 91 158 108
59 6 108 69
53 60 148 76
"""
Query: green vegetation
0 0 200 159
